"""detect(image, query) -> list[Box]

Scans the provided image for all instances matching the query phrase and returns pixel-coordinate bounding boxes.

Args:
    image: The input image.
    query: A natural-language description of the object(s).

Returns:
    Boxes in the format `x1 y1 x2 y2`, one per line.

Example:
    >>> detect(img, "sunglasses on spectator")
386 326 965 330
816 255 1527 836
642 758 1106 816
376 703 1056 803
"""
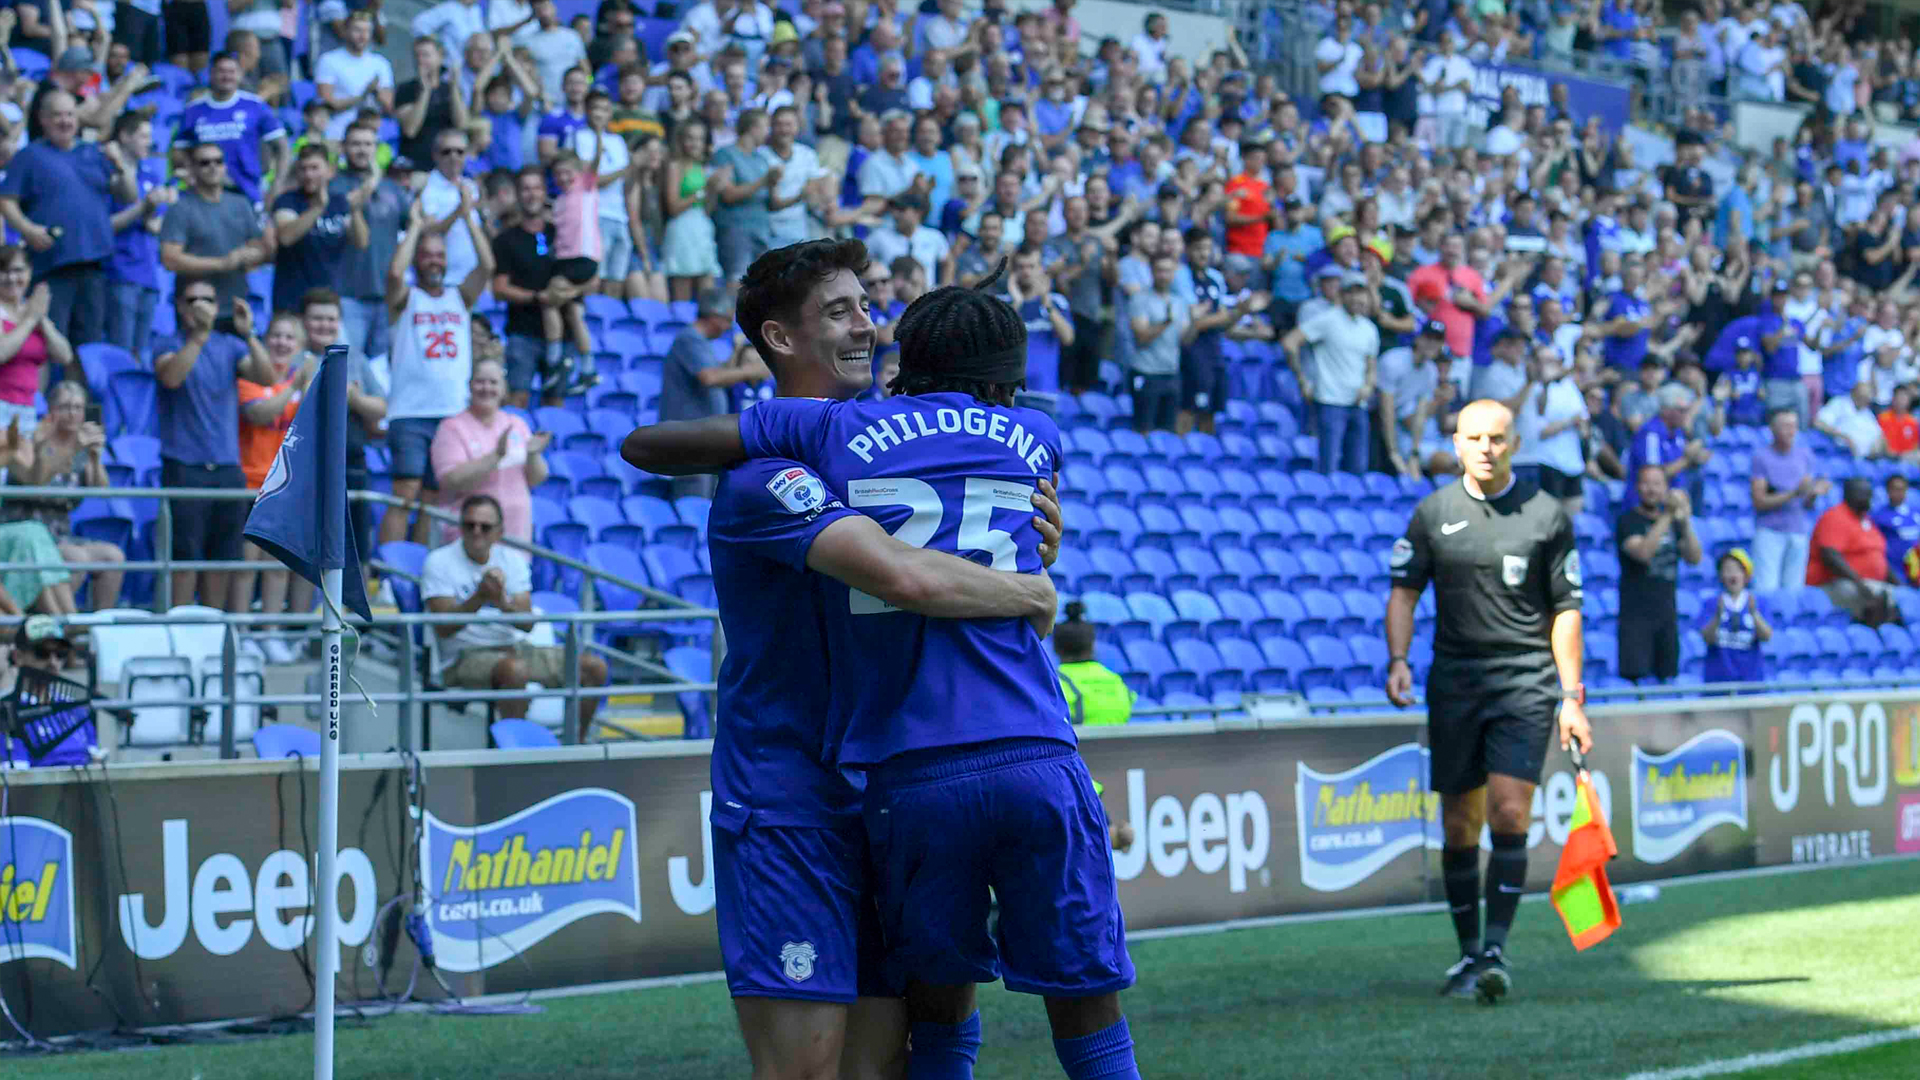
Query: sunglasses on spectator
195 156 225 166
439 146 468 156
32 642 71 660
461 520 500 534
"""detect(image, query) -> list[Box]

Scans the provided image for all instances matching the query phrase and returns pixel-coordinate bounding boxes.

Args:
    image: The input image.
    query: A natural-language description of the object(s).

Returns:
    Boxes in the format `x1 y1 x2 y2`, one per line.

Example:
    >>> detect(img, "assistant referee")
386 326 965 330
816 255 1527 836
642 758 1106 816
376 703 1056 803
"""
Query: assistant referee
1384 399 1593 1005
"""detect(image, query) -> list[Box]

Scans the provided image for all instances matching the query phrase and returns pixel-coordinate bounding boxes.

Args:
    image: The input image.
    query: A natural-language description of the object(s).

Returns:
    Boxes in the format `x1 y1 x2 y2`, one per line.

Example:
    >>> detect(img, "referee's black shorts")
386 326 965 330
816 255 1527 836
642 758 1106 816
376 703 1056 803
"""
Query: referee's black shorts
1425 652 1560 795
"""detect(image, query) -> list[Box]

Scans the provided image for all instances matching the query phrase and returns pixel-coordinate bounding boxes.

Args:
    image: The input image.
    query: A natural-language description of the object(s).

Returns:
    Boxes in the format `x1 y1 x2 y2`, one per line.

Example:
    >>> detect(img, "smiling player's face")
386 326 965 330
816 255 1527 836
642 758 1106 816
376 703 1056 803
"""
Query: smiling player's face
785 268 875 397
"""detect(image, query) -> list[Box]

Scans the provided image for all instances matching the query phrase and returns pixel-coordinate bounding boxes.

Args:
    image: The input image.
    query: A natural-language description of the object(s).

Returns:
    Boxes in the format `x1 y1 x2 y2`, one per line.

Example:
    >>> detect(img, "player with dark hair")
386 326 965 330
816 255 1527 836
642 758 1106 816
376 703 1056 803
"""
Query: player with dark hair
1385 398 1593 1004
628 252 1140 1079
621 238 1064 1080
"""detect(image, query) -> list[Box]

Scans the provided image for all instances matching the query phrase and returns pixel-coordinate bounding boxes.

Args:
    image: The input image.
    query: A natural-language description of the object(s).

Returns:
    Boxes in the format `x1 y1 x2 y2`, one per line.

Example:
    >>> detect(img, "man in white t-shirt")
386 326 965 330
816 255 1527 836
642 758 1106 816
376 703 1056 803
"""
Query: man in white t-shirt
314 12 396 141
1283 273 1380 474
760 104 830 247
1130 12 1171 82
1315 15 1363 99
422 493 608 737
863 195 952 287
1512 346 1590 513
524 0 588 103
1422 34 1475 150
380 188 496 548
1814 381 1885 458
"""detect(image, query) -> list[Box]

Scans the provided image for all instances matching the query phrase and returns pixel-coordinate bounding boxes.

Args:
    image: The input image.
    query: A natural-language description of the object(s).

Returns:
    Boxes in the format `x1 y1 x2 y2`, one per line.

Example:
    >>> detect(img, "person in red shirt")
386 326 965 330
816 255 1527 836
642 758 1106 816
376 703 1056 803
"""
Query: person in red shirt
1807 476 1897 626
1405 234 1489 359
1223 141 1274 258
1878 384 1920 463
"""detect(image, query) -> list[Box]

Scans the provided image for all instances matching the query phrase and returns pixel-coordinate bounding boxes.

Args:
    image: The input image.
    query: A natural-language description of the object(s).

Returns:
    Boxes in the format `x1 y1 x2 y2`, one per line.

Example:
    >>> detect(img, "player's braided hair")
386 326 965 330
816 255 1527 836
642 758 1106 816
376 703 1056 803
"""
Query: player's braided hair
888 257 1028 407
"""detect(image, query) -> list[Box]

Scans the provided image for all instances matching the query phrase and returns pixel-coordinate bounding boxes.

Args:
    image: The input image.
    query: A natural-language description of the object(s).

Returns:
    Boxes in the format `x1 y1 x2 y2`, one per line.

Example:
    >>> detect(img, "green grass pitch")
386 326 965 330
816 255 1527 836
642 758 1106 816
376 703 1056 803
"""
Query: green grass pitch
9 859 1918 1079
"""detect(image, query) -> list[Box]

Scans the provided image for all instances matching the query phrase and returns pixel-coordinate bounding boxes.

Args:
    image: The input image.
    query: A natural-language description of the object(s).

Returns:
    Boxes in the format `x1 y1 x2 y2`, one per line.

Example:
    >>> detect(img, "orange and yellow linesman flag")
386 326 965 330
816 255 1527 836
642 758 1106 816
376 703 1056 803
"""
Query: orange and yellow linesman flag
1550 757 1621 951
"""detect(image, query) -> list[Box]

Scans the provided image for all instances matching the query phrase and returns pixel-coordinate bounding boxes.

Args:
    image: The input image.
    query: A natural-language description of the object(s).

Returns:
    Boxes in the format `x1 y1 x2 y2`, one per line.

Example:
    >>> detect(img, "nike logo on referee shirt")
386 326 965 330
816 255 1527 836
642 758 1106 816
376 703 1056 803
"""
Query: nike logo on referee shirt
1441 521 1470 535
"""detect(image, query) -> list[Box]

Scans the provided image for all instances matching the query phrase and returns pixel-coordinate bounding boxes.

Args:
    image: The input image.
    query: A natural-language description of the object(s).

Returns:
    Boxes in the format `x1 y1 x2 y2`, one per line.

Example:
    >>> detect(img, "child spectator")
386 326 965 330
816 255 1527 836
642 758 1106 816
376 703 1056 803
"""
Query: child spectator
1700 549 1772 684
544 148 601 394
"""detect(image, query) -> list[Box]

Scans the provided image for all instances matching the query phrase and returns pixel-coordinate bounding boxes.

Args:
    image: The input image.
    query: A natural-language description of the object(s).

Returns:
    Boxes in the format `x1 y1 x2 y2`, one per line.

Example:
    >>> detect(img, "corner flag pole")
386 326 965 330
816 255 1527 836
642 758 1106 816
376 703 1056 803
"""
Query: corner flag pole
315 565 343 1080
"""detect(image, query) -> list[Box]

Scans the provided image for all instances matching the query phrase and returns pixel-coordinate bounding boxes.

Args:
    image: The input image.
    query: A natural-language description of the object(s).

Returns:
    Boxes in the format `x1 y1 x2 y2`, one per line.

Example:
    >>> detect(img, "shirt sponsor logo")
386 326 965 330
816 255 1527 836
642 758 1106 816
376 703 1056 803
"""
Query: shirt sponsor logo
1897 795 1920 855
421 788 641 972
1630 730 1748 864
766 467 828 515
1295 743 1440 892
0 817 76 969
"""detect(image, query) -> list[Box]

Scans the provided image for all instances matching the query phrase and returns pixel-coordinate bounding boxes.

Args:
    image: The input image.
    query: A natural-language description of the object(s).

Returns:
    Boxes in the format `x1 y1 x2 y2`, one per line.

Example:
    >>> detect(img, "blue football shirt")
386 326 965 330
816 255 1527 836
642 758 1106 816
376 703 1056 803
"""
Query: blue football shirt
173 92 286 204
739 394 1072 767
706 456 863 827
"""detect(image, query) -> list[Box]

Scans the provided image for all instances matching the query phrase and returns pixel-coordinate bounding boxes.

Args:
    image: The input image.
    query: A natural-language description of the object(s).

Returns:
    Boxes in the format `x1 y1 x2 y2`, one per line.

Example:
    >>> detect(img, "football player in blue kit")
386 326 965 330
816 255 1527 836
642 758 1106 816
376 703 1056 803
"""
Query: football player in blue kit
622 238 1066 1080
628 256 1139 1080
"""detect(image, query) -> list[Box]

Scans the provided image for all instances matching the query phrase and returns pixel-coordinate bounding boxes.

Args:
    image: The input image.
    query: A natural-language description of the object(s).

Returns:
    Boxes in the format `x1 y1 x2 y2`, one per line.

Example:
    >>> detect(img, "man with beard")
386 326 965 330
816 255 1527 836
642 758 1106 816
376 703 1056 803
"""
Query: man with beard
332 120 412 359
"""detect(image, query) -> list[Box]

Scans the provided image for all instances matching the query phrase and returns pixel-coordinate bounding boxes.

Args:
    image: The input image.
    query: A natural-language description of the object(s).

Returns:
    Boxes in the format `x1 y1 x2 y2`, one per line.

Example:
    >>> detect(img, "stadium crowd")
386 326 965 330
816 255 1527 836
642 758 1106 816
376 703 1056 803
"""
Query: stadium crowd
0 0 1917 702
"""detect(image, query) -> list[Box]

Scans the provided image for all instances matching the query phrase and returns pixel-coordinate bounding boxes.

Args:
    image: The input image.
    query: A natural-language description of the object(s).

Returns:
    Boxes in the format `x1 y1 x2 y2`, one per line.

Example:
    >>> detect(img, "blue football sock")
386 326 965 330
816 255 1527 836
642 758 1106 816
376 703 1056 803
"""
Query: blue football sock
1053 1017 1140 1080
907 1011 982 1080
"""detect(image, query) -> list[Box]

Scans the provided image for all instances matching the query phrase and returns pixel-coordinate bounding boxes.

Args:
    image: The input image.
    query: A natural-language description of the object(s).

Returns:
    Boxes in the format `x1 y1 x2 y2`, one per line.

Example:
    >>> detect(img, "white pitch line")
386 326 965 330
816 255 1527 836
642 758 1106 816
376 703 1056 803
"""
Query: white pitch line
1620 1025 1920 1080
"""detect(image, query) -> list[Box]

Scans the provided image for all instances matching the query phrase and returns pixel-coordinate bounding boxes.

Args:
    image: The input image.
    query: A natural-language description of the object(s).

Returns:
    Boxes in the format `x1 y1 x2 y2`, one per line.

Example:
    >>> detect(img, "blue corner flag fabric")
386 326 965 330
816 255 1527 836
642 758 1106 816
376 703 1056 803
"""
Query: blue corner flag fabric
244 344 373 621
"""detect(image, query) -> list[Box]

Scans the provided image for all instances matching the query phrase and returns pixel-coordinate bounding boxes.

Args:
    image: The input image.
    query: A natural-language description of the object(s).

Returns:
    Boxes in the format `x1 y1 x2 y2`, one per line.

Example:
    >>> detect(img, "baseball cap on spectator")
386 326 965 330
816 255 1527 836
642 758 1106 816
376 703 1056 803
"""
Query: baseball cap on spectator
1081 116 1110 134
55 46 94 72
771 21 798 45
666 30 697 48
1340 271 1369 291
1419 319 1448 340
14 614 66 652
955 163 983 181
1735 336 1758 354
1223 254 1258 278
1312 264 1345 284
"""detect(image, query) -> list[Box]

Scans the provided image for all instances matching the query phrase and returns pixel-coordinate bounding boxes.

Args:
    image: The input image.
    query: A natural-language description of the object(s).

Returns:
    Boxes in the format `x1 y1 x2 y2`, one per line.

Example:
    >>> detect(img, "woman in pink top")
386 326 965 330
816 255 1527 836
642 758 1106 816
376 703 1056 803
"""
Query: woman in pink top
0 247 75 435
429 358 552 546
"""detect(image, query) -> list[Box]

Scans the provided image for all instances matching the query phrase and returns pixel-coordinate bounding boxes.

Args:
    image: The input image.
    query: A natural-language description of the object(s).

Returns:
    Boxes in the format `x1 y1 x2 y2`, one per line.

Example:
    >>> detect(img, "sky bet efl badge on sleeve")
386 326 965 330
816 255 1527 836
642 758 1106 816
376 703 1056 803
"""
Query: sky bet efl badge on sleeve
0 817 77 969
767 467 829 515
420 789 641 972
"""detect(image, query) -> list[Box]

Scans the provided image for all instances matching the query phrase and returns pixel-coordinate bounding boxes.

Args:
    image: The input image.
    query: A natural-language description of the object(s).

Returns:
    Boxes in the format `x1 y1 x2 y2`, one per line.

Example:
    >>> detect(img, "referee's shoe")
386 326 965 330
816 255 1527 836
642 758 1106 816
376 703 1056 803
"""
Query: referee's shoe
1439 954 1479 998
1473 946 1512 1005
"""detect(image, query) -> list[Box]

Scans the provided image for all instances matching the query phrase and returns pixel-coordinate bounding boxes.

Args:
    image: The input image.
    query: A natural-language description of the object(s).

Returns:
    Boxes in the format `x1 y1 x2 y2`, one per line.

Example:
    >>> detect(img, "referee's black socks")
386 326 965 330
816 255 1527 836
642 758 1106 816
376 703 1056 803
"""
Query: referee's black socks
1441 846 1481 956
1483 832 1530 951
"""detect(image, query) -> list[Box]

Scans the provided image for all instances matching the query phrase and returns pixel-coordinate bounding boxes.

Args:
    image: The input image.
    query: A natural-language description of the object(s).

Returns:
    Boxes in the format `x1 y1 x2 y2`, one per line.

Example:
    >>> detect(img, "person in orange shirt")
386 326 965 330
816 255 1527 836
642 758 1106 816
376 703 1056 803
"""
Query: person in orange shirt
1807 476 1897 626
1878 384 1920 463
235 312 316 663
1223 140 1274 258
1406 234 1490 358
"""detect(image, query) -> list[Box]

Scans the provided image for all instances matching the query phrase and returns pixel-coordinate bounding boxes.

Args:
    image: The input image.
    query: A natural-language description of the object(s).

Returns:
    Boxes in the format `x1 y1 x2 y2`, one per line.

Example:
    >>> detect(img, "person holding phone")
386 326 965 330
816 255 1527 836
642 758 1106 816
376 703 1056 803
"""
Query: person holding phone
4 381 121 610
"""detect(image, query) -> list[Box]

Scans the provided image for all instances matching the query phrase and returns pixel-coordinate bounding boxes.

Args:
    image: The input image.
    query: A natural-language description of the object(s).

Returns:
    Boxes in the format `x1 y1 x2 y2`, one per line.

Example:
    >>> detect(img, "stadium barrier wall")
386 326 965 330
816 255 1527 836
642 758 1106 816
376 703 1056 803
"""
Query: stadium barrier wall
2 690 1917 1037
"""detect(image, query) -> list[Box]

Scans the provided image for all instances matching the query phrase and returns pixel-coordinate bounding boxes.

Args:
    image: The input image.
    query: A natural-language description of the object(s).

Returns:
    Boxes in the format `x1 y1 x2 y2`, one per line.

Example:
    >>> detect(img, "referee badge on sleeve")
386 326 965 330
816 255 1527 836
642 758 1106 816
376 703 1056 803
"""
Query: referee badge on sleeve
1502 554 1529 588
1389 537 1413 569
1564 550 1583 587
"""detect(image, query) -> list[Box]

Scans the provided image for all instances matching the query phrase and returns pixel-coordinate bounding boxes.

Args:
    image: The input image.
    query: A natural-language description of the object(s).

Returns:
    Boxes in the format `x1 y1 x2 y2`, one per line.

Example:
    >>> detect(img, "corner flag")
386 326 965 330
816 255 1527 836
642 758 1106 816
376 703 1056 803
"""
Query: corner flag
1550 754 1621 951
244 343 372 621
241 342 369 1080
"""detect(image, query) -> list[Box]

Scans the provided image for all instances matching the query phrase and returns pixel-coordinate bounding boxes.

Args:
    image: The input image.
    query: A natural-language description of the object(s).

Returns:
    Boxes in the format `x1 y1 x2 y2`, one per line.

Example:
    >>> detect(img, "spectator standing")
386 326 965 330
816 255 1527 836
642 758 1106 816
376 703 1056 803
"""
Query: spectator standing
162 0 213 73
0 89 133 352
0 250 74 433
1407 234 1488 361
1128 253 1192 434
760 104 828 249
865 195 950 290
171 51 287 206
419 128 489 301
491 167 561 407
524 0 587 104
331 122 410 360
160 141 273 321
572 90 638 297
1748 408 1829 592
1223 141 1272 260
1045 196 1110 392
1376 319 1450 478
1701 549 1772 684
297 289 387 586
396 35 468 172
712 107 778 285
538 67 591 164
1422 34 1475 150
1179 233 1260 435
431 359 550 546
314 11 396 142
5 381 121 609
658 288 766 498
1283 273 1379 474
1872 473 1920 585
105 111 172 360
154 278 279 611
1511 347 1589 515
234 314 314 662
422 492 608 736
412 0 489 66
1002 245 1073 395
380 195 495 550
270 143 370 317
1616 464 1703 683
661 120 721 300
1808 476 1898 626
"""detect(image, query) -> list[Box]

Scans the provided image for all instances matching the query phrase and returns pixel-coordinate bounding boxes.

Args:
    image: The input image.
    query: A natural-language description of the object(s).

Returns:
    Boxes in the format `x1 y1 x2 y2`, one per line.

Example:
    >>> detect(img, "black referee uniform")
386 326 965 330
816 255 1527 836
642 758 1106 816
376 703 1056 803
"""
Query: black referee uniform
1391 474 1582 1001
1390 478 1582 794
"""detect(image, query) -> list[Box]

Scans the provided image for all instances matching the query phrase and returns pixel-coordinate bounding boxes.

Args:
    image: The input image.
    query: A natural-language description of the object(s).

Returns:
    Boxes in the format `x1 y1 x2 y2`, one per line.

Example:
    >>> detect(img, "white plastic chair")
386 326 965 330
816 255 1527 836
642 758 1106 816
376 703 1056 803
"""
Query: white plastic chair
122 656 194 745
199 651 265 742
89 613 173 687
166 604 231 680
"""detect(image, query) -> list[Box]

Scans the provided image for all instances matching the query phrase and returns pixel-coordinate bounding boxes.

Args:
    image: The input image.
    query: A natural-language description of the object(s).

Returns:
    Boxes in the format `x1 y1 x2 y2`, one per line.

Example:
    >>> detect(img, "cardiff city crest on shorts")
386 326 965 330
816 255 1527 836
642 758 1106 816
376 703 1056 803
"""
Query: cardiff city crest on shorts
1502 554 1528 588
779 940 817 982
